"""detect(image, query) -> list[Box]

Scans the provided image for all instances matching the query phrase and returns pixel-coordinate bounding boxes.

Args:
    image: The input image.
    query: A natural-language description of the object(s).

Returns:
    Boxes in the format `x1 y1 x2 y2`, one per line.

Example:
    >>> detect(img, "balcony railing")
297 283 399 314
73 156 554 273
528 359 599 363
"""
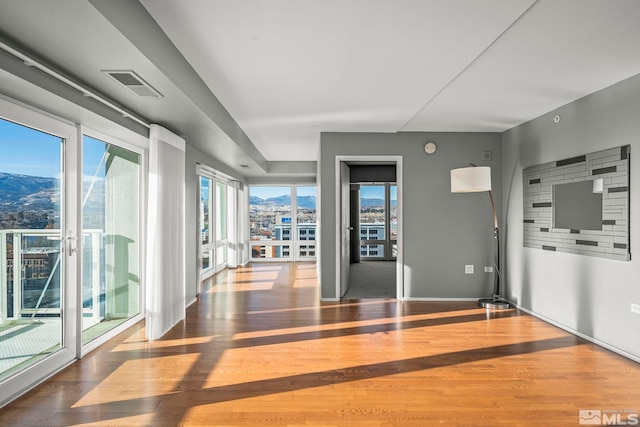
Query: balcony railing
0 229 104 324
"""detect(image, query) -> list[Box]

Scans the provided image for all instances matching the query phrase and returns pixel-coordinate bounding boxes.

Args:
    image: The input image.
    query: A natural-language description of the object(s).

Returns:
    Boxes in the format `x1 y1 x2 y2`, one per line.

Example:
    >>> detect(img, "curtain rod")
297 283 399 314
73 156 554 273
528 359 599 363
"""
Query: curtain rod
0 39 151 129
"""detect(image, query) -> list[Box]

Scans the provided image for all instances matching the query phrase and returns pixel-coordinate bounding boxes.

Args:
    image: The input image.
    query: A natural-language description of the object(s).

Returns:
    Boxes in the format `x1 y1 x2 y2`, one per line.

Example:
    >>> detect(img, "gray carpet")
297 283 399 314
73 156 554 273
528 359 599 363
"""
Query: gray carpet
343 261 396 299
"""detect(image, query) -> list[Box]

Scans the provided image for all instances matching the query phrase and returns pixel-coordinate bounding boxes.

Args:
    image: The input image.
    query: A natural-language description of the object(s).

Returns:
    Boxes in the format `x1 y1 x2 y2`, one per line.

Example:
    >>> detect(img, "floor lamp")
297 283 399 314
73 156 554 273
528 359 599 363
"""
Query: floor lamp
450 165 509 309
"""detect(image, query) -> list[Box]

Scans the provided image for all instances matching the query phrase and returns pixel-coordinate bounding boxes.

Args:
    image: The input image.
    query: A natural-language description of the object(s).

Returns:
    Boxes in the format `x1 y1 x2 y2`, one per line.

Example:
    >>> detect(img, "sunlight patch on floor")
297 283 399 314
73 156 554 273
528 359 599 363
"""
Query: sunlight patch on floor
71 354 202 408
112 335 217 352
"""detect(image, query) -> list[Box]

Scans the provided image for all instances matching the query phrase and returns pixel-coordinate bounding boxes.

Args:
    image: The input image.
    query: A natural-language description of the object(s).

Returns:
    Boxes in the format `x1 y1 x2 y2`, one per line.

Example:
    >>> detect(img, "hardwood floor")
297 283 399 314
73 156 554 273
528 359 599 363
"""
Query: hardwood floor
1 262 639 426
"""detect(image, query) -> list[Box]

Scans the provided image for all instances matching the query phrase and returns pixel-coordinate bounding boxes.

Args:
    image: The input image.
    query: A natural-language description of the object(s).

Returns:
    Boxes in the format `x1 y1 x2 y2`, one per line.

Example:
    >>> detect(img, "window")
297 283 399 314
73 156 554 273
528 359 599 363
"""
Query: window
359 184 395 260
0 100 81 402
296 186 317 260
250 186 292 260
0 92 148 407
250 185 316 261
199 173 231 279
81 135 141 345
200 177 213 275
0 117 65 382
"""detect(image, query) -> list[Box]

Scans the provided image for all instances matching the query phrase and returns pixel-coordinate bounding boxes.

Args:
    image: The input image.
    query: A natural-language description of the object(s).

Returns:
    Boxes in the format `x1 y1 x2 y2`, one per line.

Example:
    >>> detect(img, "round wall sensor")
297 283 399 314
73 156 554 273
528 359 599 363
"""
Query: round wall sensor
553 115 561 123
424 142 437 154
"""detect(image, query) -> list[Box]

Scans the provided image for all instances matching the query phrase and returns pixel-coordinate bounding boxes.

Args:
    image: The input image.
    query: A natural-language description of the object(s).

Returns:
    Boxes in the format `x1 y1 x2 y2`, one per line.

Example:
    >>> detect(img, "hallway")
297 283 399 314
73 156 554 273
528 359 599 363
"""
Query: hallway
343 261 396 299
1 262 639 426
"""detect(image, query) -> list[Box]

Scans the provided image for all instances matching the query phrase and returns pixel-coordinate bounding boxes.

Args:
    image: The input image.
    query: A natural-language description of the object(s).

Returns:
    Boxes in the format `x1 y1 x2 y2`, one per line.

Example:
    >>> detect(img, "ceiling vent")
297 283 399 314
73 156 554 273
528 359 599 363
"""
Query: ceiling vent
102 70 163 98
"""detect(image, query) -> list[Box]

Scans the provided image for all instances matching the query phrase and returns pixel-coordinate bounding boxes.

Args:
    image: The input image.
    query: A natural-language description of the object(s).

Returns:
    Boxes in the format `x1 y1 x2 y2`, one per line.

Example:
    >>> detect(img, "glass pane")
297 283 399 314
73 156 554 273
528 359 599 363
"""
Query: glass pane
360 185 386 260
360 244 385 258
360 185 385 241
216 242 227 266
390 185 397 241
298 244 316 258
200 177 210 245
216 182 227 241
249 186 292 259
0 118 62 380
251 245 291 259
296 186 316 242
202 249 212 271
82 135 140 345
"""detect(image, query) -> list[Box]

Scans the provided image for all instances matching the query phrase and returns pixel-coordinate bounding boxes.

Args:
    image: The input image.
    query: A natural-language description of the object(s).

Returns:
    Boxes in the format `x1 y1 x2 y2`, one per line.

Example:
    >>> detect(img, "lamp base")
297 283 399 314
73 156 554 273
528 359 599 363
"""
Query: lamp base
478 298 510 310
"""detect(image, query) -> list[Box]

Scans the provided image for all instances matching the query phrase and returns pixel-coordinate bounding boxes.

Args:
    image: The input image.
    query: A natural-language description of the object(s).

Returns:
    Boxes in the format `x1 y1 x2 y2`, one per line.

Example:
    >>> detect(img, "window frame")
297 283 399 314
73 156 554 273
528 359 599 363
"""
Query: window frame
248 184 317 262
79 127 147 357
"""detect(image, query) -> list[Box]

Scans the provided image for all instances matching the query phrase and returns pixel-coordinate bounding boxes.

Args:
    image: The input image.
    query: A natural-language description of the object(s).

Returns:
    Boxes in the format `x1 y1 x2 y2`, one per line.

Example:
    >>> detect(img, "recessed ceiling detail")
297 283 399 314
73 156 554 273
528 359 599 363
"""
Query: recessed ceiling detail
102 70 163 98
139 0 640 162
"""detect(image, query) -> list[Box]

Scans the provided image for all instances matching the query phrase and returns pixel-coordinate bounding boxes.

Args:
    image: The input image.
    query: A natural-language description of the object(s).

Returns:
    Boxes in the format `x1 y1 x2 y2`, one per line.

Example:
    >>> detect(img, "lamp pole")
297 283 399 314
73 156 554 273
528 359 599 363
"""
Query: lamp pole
478 190 509 309
450 164 510 309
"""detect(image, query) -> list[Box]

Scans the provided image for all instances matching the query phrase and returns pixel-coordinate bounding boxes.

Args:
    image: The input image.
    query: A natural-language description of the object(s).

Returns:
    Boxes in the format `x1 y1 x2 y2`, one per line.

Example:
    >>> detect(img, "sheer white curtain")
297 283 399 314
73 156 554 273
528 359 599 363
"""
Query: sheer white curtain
227 181 240 268
146 125 186 341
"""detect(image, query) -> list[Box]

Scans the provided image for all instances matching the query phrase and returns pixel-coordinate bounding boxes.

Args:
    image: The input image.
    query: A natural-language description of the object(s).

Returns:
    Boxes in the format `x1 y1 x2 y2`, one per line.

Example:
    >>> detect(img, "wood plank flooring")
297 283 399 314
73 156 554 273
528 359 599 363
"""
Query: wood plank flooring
1 262 639 426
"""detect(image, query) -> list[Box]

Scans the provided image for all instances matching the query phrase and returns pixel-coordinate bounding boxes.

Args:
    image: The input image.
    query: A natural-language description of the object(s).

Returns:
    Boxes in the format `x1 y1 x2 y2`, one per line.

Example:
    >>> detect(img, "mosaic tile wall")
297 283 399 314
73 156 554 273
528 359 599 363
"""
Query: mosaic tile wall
523 145 631 260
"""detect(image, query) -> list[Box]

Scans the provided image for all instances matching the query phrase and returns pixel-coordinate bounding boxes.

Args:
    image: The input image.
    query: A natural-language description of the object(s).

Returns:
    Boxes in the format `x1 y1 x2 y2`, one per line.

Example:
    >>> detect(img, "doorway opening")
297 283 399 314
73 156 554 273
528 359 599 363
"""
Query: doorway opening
335 157 403 300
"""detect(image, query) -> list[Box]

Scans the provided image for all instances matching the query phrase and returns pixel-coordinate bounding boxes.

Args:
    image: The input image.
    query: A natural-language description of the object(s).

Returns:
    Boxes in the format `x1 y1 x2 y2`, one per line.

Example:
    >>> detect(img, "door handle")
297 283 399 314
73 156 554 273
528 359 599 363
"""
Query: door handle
347 226 354 231
67 233 78 255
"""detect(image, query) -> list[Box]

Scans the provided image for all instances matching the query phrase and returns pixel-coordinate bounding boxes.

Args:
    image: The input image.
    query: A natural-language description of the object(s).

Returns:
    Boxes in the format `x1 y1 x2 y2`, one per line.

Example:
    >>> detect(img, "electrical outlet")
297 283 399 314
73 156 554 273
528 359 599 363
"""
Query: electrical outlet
465 265 474 274
484 266 494 273
631 303 640 315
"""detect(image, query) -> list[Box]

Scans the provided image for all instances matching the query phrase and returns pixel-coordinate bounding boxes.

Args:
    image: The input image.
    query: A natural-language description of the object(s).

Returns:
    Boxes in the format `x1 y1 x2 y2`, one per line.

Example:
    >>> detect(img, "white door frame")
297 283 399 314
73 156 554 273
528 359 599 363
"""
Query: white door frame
0 96 79 406
334 155 404 300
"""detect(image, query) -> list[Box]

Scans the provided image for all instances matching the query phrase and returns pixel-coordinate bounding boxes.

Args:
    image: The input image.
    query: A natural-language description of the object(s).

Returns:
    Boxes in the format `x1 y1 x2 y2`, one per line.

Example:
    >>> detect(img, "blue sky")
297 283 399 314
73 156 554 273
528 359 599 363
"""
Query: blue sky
249 185 395 200
0 118 62 178
0 118 110 179
83 135 109 179
360 185 384 199
360 185 397 200
250 186 316 199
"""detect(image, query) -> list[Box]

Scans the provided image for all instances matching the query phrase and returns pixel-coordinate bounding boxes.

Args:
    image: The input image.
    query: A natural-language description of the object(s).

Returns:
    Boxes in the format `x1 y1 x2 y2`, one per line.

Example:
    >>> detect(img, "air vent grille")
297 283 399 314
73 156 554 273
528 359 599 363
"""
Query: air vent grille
102 70 163 98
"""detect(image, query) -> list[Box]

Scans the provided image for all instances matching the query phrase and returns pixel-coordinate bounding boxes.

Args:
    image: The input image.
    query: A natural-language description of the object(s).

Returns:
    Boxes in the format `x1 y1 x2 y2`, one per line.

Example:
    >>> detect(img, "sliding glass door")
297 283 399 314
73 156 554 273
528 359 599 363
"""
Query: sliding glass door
0 99 79 402
0 117 64 380
199 172 231 280
0 97 146 405
81 134 141 345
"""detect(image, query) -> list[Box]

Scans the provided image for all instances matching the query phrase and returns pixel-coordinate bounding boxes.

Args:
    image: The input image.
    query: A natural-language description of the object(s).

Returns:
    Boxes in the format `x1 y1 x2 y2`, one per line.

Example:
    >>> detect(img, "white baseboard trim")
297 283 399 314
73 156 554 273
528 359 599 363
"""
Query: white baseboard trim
186 297 198 308
401 297 479 302
320 298 340 302
513 302 640 364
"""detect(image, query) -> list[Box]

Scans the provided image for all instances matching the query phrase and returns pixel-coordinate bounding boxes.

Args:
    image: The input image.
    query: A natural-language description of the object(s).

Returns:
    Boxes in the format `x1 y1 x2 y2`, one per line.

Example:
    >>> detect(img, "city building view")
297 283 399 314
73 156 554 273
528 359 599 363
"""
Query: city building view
249 186 317 260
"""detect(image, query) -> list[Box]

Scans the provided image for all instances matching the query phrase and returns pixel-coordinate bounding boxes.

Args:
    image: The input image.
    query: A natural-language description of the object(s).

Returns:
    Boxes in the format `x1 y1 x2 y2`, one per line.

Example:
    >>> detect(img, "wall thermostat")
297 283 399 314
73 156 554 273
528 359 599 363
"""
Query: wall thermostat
424 142 437 154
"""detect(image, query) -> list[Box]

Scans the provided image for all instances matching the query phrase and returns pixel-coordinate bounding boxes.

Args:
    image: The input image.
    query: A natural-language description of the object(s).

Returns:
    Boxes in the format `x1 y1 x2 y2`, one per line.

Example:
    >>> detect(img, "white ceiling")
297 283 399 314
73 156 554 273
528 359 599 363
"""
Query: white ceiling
140 0 640 160
1 1 640 175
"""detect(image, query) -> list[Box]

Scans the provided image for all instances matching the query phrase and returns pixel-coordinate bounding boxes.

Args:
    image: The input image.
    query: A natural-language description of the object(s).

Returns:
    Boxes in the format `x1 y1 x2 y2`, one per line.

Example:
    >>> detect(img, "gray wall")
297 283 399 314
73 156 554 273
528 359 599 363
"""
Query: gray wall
319 132 502 300
502 73 640 360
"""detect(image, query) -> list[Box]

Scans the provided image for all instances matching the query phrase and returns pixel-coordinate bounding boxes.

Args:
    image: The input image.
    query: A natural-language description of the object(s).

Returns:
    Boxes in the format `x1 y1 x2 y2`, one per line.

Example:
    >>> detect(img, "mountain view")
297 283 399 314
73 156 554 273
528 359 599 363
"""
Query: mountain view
0 172 60 229
249 194 395 208
250 195 316 209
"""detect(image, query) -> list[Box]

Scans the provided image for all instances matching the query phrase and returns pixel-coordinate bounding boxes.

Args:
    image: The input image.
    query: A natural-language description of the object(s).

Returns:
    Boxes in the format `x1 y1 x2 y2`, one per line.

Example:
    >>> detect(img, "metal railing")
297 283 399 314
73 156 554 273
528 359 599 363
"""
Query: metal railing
0 229 103 323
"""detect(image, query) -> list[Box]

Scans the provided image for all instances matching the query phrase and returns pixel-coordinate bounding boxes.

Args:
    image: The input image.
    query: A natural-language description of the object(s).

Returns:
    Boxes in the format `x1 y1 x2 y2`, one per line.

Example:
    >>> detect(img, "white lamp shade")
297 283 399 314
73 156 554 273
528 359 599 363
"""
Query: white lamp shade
450 166 492 193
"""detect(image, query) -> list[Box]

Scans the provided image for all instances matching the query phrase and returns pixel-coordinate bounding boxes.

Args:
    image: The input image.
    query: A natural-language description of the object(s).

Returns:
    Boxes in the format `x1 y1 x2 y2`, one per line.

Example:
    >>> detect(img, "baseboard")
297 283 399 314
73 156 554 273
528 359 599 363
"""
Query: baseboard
512 302 640 364
401 297 480 302
186 297 198 308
